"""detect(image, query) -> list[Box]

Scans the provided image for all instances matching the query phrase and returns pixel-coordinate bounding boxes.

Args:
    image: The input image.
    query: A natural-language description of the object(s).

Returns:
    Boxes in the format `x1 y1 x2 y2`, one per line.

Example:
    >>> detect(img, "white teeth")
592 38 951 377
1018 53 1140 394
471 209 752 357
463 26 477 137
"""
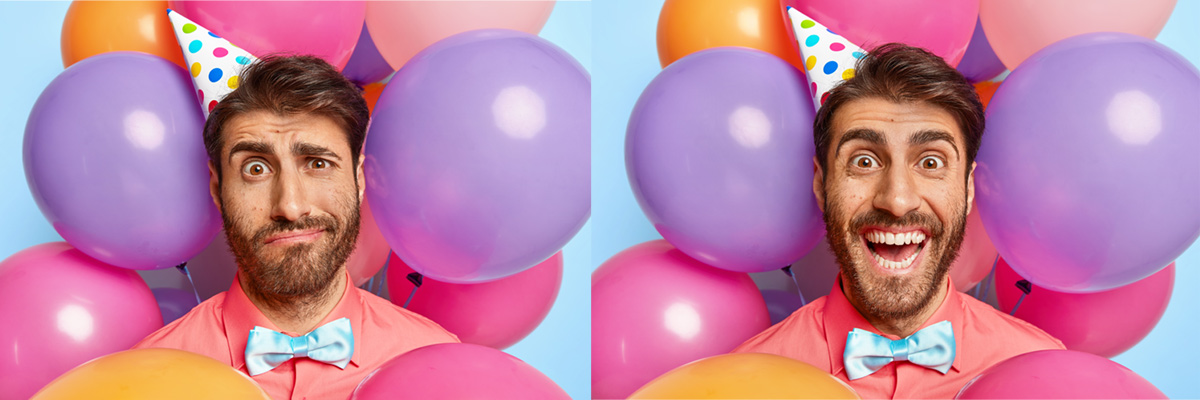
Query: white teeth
873 249 921 269
865 231 926 246
885 232 896 245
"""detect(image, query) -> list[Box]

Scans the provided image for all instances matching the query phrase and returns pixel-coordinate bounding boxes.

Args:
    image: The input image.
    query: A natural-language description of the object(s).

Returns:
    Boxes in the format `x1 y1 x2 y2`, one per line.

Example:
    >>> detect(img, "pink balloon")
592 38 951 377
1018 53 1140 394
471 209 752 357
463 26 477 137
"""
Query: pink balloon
347 198 390 287
784 0 978 66
0 242 163 400
364 1 555 69
387 252 563 350
995 258 1173 358
592 240 770 399
956 350 1167 399
950 201 999 292
167 1 365 70
351 343 568 399
980 0 1176 69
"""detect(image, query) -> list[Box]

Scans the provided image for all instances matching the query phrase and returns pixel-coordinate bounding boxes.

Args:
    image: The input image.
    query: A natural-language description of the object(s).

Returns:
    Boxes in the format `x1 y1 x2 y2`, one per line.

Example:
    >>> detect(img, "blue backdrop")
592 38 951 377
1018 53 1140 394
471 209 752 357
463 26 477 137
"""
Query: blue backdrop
0 2 590 399
592 1 1200 398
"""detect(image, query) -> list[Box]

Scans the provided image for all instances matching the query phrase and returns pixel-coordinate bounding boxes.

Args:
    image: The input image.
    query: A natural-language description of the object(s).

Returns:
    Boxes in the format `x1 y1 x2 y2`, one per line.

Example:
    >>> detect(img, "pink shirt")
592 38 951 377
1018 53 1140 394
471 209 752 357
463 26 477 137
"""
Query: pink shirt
733 277 1064 399
133 272 459 400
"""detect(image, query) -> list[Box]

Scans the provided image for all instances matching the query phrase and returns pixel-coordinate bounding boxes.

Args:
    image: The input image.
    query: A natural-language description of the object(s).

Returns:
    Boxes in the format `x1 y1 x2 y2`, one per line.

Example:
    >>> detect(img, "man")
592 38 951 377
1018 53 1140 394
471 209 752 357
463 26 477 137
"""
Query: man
134 55 458 399
733 44 1064 399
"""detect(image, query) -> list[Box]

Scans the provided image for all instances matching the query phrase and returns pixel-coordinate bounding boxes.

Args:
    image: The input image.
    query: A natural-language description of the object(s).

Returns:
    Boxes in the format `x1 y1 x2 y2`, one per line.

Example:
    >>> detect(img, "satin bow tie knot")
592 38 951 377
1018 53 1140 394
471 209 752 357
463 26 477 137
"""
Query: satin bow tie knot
244 317 354 376
843 320 955 380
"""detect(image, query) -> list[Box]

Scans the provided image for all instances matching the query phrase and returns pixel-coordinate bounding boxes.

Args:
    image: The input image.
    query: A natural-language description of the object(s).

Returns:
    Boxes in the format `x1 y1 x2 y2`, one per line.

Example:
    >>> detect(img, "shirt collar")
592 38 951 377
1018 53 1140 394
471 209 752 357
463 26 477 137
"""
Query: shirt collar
822 274 966 376
222 270 364 371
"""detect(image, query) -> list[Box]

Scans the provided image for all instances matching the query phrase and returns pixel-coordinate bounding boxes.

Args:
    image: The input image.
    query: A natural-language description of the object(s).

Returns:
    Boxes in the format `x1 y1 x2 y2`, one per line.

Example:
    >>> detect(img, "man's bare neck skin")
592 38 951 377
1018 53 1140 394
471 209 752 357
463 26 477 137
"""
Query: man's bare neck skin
239 267 347 334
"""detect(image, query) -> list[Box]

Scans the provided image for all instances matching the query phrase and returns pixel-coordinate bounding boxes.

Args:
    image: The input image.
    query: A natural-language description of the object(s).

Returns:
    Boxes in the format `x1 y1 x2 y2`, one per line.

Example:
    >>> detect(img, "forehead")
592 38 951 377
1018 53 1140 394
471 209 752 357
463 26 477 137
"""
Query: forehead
221 111 350 155
831 97 963 147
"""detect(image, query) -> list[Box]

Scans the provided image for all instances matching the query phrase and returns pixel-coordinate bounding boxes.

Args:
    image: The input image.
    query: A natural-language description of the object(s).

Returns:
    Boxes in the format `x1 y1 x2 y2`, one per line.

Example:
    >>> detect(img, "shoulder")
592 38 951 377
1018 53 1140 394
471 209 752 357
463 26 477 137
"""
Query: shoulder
958 294 1065 356
733 296 828 356
131 292 232 362
357 288 460 344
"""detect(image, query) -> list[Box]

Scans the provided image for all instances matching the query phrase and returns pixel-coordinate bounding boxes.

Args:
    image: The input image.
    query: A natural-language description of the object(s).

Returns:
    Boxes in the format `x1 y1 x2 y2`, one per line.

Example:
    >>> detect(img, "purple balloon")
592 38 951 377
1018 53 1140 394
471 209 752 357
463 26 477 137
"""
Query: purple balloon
24 52 221 270
365 30 589 283
626 47 823 273
0 242 163 400
976 32 1200 293
342 23 394 85
956 17 1007 83
152 287 200 325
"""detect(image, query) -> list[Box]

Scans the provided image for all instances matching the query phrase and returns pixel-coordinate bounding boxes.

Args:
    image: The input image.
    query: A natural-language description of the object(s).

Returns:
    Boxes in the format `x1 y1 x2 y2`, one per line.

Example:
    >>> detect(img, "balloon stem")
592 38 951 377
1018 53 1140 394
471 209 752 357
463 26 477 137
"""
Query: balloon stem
366 276 375 291
781 265 807 307
376 257 390 297
1009 279 1032 315
175 263 202 305
403 272 423 309
977 255 999 303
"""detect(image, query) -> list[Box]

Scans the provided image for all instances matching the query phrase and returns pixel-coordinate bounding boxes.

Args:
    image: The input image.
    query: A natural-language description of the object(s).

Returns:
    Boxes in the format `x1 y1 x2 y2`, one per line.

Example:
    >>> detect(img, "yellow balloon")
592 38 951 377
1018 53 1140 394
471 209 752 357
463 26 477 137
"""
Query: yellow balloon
629 353 860 399
31 348 270 400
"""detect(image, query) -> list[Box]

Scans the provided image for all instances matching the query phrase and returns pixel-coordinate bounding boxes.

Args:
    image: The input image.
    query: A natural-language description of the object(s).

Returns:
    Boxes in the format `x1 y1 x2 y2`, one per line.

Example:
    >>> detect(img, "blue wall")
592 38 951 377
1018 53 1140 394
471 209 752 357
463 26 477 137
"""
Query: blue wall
0 2 590 399
591 0 1200 398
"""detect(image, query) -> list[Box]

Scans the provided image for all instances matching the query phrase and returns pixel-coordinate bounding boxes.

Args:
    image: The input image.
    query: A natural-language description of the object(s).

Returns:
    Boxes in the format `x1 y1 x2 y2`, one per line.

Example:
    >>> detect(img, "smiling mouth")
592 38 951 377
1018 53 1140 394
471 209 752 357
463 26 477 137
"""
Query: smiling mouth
862 230 927 270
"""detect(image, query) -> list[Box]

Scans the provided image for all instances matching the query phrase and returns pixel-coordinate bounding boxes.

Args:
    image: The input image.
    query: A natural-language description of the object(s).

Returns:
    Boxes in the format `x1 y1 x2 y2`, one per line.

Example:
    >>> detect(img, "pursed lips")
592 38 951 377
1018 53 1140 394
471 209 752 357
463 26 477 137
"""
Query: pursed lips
264 229 324 245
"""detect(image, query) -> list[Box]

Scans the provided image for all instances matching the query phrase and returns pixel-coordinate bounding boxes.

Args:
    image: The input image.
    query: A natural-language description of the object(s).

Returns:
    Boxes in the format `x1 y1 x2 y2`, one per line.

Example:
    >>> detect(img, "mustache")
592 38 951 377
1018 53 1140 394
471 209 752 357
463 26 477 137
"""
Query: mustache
251 215 340 245
849 208 944 238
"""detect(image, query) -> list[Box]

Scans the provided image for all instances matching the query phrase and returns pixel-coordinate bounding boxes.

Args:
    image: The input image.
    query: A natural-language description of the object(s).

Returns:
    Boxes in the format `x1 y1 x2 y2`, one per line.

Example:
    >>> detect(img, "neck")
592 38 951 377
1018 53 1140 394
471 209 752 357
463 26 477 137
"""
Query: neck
239 268 346 335
841 275 949 338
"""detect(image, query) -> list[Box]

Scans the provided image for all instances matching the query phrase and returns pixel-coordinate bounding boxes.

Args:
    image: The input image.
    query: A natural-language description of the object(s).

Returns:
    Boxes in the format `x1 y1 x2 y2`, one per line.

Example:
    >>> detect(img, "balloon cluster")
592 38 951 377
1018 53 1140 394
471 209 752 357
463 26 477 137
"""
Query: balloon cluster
7 1 585 398
596 0 1195 398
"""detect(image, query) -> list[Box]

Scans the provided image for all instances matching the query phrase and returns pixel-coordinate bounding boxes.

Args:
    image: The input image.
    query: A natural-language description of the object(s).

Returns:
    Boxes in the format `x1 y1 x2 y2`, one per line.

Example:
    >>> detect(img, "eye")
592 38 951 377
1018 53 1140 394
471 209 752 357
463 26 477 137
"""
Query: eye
850 154 879 169
242 160 271 176
920 156 945 170
308 158 329 170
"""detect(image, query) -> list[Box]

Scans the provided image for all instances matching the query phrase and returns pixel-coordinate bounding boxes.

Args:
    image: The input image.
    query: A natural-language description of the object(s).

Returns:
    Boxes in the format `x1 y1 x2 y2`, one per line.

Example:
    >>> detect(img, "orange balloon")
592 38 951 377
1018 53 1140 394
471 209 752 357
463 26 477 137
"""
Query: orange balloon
61 1 186 69
975 80 1001 110
657 0 806 71
629 353 860 399
362 82 385 114
32 348 270 399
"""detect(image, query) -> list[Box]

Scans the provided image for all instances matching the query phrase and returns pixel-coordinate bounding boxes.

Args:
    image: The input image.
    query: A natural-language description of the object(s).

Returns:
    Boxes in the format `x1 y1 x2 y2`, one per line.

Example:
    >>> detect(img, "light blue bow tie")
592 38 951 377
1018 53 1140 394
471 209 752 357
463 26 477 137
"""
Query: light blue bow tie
843 320 955 380
244 317 354 376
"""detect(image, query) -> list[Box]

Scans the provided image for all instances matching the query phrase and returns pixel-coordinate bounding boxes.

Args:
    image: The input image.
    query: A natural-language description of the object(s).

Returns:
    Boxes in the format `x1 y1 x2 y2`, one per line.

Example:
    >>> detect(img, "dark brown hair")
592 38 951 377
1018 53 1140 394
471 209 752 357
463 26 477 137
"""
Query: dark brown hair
812 43 984 177
202 55 369 179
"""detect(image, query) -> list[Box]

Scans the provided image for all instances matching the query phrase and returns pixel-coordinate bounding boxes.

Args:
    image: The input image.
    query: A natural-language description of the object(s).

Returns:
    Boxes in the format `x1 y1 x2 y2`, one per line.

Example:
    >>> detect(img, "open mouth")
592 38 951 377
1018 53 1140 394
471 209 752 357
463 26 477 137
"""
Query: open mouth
862 229 927 271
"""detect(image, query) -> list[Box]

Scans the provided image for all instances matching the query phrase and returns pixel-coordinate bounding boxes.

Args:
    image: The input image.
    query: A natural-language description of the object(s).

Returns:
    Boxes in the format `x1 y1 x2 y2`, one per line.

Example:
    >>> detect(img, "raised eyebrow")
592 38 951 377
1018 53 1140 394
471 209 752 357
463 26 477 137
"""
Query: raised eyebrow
292 142 342 161
227 141 273 166
834 128 886 159
908 129 960 159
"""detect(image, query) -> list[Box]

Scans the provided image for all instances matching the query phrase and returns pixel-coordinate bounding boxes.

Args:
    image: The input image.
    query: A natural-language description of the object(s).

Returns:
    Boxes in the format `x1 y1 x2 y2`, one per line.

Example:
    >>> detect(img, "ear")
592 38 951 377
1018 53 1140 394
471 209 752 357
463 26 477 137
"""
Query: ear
208 161 222 213
966 161 976 215
812 156 825 214
356 157 366 204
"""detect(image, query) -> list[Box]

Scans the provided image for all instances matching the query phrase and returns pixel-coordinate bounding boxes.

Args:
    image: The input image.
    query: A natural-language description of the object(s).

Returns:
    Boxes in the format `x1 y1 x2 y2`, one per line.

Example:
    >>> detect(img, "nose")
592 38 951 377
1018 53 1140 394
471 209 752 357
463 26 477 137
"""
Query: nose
873 163 920 218
271 165 311 221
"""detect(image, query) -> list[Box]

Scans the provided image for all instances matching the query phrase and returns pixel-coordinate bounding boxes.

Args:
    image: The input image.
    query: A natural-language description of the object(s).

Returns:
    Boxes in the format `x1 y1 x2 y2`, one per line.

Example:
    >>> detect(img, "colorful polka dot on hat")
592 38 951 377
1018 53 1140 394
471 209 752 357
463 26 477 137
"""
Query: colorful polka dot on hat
786 7 867 111
167 9 259 118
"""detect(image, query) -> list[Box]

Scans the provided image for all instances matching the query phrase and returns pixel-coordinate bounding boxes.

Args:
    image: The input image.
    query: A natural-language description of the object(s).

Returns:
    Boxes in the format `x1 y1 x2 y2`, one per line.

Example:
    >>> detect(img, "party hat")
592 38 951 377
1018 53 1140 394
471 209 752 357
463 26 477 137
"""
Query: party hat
167 9 258 118
786 7 867 110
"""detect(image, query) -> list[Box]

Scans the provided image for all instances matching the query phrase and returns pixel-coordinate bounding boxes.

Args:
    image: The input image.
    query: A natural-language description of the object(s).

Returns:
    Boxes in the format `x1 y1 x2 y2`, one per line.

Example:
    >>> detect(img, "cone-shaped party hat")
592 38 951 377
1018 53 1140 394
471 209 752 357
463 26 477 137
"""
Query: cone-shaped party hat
167 9 259 118
786 7 868 111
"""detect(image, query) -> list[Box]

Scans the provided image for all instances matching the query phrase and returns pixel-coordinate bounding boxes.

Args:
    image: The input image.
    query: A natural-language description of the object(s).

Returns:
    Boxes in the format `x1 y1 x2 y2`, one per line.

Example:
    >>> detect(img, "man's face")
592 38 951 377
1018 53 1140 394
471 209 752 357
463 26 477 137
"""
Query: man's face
210 111 364 297
815 98 974 321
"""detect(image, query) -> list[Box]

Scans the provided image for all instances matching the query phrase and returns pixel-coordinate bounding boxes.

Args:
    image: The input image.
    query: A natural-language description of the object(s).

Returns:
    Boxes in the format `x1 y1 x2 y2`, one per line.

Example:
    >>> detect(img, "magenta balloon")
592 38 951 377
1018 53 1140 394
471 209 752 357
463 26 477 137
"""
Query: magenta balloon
342 23 394 85
365 29 589 283
626 47 823 273
996 259 1173 358
24 51 220 270
975 32 1200 292
0 242 163 400
591 240 771 399
167 1 365 70
956 17 1007 83
784 0 978 66
351 343 569 400
956 350 1167 399
388 252 563 350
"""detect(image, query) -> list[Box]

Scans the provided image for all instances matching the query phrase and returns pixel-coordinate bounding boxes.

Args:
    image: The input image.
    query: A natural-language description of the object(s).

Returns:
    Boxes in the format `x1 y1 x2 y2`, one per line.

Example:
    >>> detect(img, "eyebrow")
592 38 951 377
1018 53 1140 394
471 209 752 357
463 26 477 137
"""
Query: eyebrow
228 141 272 165
834 128 886 159
226 141 343 165
909 129 960 159
833 128 961 159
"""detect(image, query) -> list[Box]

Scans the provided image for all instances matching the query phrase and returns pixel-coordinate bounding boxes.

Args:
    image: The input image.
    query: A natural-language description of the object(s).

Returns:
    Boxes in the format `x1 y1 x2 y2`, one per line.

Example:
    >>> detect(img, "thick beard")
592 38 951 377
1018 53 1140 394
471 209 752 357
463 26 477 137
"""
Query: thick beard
824 196 967 321
221 193 360 299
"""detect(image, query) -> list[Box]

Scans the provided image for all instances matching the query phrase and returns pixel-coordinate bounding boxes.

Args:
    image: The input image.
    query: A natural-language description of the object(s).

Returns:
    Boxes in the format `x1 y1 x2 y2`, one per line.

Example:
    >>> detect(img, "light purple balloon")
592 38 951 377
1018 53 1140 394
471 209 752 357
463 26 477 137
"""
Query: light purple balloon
626 47 823 273
0 242 163 400
365 29 590 283
956 17 1007 83
976 32 1200 293
342 23 394 85
24 52 221 270
152 287 200 325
